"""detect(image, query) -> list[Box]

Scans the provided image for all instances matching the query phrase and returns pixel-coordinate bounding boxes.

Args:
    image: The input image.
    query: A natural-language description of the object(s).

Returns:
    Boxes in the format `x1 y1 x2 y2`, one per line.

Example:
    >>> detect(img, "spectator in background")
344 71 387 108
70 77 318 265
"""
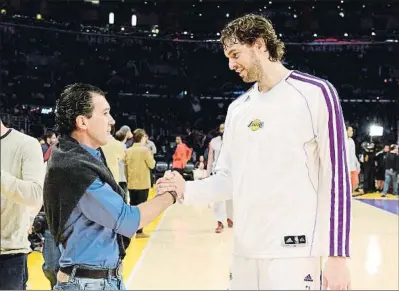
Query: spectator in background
375 145 390 192
115 130 128 198
195 155 206 170
381 144 399 197
0 118 44 290
144 133 157 186
193 155 207 180
172 136 192 175
125 129 156 238
101 125 126 189
41 131 57 156
120 125 134 148
362 142 376 193
346 126 360 193
144 133 157 155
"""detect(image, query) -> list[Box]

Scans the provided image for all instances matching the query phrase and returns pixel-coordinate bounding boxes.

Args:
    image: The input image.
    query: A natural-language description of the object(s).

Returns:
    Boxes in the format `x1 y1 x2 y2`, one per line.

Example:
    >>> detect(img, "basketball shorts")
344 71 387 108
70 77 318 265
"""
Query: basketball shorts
229 256 321 290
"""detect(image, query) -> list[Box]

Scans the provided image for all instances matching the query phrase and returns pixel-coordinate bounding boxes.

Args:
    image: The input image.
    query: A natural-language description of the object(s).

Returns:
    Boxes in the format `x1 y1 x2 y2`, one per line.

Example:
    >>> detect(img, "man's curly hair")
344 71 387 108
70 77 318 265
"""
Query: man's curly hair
221 14 285 62
55 83 104 135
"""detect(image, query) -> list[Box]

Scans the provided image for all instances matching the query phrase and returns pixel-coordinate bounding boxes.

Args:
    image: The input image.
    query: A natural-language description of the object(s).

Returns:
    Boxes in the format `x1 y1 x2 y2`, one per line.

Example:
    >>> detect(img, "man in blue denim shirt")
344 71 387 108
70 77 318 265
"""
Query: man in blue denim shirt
44 84 180 290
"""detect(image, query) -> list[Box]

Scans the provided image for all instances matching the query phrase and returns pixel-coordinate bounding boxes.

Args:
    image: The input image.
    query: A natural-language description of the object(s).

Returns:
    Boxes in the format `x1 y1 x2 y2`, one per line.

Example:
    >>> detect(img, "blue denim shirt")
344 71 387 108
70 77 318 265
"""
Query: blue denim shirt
58 144 140 268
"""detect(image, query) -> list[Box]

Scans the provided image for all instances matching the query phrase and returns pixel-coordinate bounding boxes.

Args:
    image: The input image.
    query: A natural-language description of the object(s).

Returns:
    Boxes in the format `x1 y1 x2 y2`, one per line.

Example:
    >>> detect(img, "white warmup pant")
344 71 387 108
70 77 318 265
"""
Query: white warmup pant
229 256 321 290
213 199 233 223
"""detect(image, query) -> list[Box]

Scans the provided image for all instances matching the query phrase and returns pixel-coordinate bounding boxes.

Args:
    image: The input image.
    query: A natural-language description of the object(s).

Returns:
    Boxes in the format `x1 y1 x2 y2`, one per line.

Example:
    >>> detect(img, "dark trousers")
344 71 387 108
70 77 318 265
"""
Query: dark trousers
119 182 128 201
42 230 61 289
129 189 149 233
149 170 155 186
0 253 28 290
363 166 376 193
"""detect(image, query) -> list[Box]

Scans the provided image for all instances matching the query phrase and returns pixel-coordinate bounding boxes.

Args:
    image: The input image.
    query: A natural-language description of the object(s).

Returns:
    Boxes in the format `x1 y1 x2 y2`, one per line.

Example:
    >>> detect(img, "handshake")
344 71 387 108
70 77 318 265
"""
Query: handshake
155 170 186 201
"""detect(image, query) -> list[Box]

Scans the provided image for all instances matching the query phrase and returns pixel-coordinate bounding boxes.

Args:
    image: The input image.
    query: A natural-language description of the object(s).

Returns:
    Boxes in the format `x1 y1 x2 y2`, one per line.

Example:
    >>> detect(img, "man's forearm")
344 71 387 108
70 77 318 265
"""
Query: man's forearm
183 173 232 205
137 192 174 229
1 170 43 206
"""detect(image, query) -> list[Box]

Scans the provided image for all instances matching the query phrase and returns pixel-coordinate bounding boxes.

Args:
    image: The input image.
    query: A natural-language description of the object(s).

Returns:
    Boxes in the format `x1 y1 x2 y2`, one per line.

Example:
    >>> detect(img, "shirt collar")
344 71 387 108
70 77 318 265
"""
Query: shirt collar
80 143 101 160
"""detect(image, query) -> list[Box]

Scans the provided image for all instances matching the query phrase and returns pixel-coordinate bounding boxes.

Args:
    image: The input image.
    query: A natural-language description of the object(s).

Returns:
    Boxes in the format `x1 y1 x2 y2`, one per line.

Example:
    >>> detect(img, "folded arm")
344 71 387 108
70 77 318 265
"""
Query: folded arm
1 140 44 208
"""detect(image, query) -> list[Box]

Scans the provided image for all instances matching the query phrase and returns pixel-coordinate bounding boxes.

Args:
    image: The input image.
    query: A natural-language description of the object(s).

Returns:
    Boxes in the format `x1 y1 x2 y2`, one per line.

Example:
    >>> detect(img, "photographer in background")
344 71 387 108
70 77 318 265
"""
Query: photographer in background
361 142 376 193
381 144 399 197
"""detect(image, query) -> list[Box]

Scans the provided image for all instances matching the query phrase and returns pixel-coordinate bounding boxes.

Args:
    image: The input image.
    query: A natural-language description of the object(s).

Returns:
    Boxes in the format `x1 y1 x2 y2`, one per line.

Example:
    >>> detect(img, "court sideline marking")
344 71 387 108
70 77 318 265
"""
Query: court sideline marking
126 207 171 288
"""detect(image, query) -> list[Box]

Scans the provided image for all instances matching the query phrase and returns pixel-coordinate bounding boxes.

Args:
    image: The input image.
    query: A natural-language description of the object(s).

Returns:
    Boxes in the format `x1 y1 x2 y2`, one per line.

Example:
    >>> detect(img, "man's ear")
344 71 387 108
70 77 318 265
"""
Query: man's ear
254 38 266 51
75 115 88 131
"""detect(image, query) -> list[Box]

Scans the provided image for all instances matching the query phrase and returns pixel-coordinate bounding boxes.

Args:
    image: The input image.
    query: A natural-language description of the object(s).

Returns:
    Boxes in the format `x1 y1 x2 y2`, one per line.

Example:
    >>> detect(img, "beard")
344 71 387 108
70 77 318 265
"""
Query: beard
242 53 261 83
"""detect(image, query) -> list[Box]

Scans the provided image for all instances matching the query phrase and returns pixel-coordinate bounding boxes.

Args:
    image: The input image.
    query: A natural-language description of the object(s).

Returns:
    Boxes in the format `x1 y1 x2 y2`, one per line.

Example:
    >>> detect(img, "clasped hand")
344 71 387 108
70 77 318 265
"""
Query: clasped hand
156 170 185 200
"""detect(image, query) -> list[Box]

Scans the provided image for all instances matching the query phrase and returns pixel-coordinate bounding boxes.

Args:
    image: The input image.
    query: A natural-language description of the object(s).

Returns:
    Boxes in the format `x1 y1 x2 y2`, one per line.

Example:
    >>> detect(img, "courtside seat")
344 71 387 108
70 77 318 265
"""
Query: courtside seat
155 161 168 179
182 162 195 181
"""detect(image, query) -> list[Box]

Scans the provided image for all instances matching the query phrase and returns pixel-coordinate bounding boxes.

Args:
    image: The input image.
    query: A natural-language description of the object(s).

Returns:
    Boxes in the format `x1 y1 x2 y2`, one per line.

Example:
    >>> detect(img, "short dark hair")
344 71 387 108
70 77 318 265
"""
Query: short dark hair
220 14 285 62
133 129 145 143
55 83 104 135
44 131 55 140
115 130 126 141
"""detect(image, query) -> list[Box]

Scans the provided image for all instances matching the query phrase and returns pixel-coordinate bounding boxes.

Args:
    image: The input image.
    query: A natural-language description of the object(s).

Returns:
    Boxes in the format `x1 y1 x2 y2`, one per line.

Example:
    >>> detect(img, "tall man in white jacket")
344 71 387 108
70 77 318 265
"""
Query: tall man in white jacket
207 123 233 233
157 14 351 290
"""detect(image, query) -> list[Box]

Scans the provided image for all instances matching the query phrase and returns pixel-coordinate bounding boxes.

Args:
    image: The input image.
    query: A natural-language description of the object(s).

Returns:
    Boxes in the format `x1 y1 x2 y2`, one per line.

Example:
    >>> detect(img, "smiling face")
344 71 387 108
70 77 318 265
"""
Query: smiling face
76 92 115 148
220 14 286 82
224 42 262 83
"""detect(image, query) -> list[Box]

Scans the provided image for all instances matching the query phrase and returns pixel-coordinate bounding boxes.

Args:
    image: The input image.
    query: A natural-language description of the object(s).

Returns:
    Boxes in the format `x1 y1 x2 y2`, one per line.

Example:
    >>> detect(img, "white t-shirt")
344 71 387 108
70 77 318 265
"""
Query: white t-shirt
183 70 352 259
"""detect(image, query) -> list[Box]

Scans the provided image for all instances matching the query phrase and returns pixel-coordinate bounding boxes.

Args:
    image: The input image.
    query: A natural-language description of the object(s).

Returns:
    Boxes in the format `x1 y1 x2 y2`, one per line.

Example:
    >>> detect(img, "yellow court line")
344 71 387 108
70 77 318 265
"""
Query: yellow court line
356 192 399 200
27 188 162 290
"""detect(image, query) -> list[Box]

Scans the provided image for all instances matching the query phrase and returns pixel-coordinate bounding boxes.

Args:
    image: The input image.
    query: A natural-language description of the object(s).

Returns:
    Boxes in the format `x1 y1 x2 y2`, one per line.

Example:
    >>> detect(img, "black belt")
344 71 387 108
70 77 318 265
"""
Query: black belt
60 265 122 279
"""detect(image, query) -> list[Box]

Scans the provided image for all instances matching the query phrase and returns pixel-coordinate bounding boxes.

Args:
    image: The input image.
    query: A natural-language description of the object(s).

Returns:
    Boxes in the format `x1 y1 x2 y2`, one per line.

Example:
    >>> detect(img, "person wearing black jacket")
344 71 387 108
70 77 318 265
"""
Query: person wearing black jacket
362 142 376 193
381 144 399 197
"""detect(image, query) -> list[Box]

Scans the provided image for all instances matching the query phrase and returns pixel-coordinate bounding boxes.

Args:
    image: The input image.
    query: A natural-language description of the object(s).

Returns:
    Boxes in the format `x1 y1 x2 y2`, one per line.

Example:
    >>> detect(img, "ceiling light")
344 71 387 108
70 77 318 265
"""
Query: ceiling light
109 12 114 24
131 14 137 26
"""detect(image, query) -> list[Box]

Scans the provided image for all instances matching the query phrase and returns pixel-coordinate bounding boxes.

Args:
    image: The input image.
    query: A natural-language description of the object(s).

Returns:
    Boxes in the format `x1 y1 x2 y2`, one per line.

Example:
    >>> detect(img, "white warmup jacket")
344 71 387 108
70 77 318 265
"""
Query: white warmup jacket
183 70 352 260
207 135 223 175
